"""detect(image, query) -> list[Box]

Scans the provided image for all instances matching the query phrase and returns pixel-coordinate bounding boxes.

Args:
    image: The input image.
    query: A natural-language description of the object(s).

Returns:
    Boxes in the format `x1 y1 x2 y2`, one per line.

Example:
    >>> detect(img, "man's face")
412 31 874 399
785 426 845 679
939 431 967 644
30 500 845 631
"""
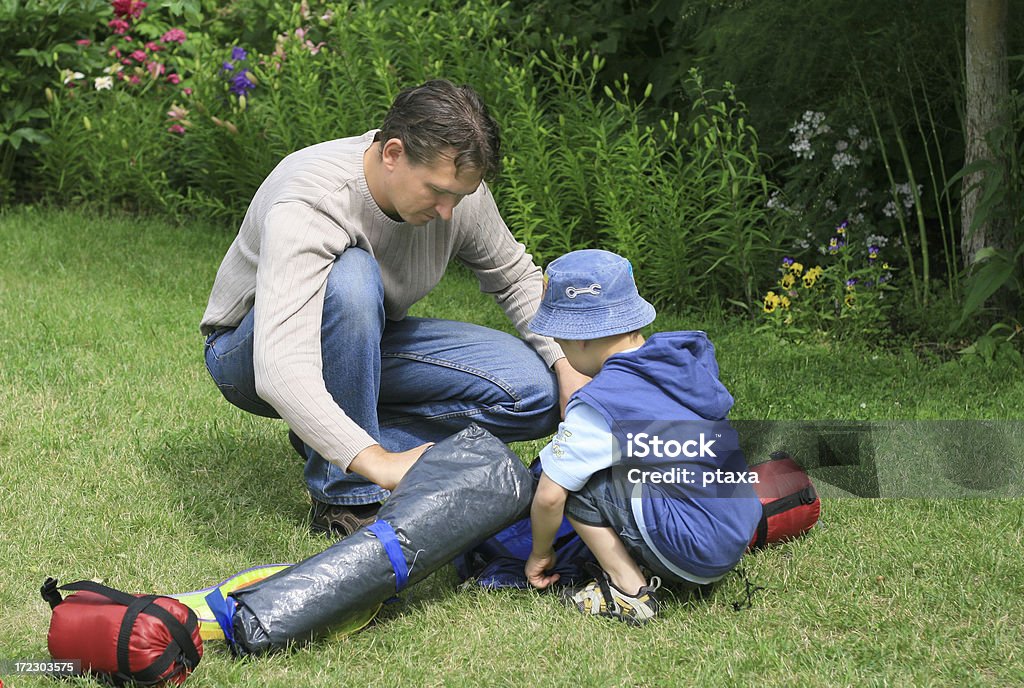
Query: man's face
383 142 482 226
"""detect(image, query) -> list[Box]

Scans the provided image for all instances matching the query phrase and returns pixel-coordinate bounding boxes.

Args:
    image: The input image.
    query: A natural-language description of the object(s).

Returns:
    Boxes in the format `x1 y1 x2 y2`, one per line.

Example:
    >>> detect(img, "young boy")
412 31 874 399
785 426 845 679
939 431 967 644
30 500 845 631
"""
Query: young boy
525 249 761 624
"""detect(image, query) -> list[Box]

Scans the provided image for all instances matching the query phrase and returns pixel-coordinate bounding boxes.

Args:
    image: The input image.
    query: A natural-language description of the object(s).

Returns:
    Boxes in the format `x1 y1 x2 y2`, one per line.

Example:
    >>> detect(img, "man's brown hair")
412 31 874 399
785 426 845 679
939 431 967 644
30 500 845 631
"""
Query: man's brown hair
379 79 501 182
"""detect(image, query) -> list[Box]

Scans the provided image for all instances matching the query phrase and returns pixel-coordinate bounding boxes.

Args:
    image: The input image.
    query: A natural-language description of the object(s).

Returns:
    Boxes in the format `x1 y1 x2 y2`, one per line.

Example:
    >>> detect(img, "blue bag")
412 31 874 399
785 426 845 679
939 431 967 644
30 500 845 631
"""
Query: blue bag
454 461 595 589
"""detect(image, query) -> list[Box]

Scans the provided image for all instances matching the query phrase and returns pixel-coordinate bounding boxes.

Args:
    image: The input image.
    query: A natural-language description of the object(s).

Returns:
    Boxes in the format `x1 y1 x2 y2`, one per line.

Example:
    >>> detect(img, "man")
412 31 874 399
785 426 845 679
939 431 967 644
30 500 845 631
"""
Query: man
201 79 587 536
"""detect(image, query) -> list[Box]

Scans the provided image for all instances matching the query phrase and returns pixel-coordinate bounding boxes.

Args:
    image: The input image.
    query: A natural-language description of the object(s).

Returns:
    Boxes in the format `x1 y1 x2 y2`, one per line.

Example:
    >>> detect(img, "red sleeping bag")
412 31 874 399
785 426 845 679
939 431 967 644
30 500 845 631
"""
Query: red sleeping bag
747 451 821 550
42 578 202 686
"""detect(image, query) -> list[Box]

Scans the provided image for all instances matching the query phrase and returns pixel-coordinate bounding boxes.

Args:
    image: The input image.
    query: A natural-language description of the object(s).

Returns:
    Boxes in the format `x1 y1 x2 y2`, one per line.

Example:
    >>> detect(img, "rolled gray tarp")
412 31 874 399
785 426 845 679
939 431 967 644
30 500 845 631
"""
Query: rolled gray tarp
228 424 534 654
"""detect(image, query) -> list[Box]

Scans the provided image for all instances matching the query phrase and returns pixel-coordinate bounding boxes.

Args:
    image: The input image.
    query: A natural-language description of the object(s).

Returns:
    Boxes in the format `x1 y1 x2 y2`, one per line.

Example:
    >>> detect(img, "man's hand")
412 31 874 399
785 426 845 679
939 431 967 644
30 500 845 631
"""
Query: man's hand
552 358 590 419
525 548 560 590
347 442 433 491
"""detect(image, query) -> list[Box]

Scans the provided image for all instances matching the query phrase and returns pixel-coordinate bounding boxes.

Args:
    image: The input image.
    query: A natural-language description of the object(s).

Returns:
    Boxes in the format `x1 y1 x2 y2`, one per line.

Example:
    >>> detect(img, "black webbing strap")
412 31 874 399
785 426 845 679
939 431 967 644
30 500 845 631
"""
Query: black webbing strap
51 580 200 684
753 507 769 550
40 577 63 610
730 567 766 611
762 485 818 519
751 485 818 549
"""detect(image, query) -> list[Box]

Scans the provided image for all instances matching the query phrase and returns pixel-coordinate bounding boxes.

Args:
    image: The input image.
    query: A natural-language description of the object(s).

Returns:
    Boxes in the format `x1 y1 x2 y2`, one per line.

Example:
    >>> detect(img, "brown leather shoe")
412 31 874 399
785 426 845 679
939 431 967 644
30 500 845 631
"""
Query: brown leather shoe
309 499 380 537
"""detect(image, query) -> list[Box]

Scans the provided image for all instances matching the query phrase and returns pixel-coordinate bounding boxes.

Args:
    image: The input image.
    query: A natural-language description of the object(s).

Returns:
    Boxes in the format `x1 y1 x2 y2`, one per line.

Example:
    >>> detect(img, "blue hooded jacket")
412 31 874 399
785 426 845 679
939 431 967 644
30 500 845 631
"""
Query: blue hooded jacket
573 331 761 579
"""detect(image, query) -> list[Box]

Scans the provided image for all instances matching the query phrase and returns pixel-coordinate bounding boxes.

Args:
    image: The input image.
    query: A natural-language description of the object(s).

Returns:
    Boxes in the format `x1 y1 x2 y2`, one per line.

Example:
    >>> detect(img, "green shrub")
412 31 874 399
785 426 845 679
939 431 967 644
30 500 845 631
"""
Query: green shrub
0 0 114 204
33 0 783 311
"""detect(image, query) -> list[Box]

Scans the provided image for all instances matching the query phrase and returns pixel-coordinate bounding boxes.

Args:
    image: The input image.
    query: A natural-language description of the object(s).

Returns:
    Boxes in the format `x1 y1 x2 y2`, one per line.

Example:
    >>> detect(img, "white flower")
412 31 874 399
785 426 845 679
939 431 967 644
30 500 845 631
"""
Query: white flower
867 233 889 247
831 151 859 171
893 182 923 209
94 76 113 90
835 139 849 152
766 190 786 210
825 199 838 212
852 212 865 225
883 200 899 218
62 70 85 85
847 126 860 138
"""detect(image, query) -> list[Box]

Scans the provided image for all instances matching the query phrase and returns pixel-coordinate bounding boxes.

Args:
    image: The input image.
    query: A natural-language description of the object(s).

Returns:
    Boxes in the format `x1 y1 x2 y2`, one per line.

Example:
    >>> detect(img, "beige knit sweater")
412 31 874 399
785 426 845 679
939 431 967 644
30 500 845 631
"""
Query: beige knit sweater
200 130 563 471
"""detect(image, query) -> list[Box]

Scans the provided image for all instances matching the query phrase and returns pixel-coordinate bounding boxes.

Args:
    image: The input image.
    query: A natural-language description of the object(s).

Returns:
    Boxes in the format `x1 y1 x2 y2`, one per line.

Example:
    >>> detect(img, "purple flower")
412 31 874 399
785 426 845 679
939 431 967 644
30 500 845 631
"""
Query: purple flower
782 256 794 268
231 46 247 61
221 61 234 72
868 245 880 261
229 70 255 96
846 278 858 288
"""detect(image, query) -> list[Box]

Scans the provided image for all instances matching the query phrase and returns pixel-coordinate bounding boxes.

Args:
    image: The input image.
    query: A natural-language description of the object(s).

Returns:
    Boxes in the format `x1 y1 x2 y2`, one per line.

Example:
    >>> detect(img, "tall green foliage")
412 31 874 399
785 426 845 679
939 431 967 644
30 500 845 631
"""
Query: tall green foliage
33 0 781 309
0 0 113 204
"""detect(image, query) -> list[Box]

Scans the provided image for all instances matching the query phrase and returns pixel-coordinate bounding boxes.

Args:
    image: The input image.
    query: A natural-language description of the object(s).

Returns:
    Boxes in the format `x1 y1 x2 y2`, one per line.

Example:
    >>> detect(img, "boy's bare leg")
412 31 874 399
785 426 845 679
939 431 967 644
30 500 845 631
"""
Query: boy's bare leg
567 516 647 594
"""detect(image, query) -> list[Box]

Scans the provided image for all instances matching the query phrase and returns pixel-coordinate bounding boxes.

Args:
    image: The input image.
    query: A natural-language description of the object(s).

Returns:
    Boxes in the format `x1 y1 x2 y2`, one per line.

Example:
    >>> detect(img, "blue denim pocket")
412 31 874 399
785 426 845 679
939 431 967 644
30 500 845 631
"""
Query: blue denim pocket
204 328 279 418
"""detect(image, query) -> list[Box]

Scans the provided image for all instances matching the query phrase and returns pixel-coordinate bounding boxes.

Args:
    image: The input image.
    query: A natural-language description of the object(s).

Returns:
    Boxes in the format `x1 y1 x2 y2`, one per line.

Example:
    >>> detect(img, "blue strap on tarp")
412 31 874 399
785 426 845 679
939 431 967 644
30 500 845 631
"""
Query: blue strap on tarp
367 520 408 592
205 587 237 647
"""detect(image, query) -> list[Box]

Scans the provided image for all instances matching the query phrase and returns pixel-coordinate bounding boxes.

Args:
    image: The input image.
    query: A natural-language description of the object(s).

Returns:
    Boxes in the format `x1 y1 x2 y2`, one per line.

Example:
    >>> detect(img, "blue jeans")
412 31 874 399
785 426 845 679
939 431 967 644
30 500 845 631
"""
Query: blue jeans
204 248 560 506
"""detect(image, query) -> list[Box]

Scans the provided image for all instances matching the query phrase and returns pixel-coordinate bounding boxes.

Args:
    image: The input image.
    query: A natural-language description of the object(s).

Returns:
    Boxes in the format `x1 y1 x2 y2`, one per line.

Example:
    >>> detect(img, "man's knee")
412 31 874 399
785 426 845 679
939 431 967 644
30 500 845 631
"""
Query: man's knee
516 358 560 432
323 248 385 335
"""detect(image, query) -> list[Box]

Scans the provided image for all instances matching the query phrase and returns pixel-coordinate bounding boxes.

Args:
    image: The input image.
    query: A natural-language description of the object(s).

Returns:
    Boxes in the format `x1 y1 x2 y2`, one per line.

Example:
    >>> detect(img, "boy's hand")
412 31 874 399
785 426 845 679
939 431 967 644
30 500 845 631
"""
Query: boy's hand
526 549 560 590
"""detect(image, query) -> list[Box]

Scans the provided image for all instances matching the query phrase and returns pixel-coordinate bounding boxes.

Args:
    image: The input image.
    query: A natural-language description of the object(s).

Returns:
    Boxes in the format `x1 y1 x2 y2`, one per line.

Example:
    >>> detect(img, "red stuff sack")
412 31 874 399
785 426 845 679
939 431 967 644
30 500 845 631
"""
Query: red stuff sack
41 578 202 686
747 451 821 550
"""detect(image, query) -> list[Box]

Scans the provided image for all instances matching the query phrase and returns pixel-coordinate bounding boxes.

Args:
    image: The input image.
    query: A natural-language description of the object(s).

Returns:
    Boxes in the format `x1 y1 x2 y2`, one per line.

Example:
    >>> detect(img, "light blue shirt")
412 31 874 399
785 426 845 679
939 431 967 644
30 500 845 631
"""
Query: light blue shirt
539 399 617 492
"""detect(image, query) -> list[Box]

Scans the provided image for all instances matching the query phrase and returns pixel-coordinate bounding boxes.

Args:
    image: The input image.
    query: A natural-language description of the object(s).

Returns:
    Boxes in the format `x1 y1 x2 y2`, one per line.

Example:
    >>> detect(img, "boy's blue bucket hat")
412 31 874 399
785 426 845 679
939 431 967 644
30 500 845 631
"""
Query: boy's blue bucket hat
529 249 656 340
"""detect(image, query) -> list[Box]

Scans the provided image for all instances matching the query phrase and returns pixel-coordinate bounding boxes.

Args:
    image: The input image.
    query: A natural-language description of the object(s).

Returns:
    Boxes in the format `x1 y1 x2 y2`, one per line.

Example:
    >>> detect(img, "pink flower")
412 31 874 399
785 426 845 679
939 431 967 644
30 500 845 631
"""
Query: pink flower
123 35 134 42
294 27 307 40
167 123 186 135
131 50 147 62
112 0 147 19
305 40 325 55
129 74 141 85
76 39 92 47
166 104 189 120
161 28 186 44
108 18 130 34
146 61 165 77
182 87 193 96
108 46 122 58
145 41 162 52
167 73 181 85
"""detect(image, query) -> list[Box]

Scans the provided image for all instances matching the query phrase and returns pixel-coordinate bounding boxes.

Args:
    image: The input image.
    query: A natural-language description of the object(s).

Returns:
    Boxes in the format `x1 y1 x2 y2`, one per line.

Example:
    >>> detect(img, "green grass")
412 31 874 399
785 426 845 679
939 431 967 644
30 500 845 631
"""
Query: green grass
1 207 1022 687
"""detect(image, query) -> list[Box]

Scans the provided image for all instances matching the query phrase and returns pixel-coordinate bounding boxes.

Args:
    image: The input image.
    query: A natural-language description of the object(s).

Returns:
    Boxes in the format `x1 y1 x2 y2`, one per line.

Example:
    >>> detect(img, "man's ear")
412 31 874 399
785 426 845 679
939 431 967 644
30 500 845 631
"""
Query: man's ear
380 138 405 171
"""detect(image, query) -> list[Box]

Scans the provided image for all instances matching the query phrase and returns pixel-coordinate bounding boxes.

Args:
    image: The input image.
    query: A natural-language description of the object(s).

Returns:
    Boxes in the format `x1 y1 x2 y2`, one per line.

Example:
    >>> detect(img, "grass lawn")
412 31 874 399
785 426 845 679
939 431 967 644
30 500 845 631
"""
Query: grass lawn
1 207 1022 687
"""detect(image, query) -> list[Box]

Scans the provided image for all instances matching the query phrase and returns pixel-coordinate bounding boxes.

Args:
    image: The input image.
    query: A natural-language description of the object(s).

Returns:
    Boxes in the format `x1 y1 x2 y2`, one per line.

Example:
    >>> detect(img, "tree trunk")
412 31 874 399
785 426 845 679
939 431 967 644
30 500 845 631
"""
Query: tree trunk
962 0 1010 267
